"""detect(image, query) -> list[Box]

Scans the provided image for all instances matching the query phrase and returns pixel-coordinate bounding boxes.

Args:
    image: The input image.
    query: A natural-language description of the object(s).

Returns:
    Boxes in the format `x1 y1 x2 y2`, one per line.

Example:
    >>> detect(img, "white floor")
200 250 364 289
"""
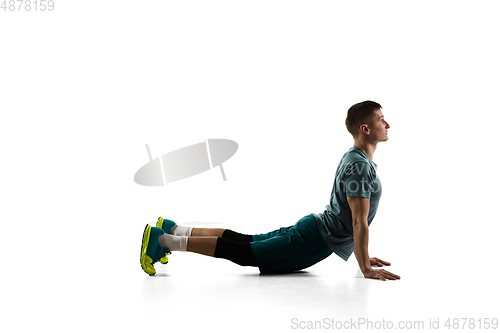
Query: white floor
134 251 497 332
1 215 498 333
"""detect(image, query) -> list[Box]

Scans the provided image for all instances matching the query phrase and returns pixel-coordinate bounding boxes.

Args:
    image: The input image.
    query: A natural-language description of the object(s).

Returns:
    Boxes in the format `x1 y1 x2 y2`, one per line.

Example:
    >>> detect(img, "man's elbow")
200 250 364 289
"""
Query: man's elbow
352 218 369 232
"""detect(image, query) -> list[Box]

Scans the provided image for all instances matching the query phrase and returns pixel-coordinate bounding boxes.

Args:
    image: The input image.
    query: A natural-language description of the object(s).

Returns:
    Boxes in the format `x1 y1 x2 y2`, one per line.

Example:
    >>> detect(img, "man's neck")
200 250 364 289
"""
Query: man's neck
353 140 377 161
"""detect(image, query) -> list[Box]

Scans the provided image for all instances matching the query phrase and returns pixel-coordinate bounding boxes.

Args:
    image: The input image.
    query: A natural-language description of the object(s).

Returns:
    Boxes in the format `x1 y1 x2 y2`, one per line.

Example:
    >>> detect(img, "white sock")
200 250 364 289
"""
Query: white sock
159 234 189 252
171 225 193 237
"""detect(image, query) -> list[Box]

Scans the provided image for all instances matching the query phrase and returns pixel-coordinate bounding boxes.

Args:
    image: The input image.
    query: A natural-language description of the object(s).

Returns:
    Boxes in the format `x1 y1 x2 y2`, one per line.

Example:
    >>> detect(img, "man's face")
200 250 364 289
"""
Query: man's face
368 109 390 141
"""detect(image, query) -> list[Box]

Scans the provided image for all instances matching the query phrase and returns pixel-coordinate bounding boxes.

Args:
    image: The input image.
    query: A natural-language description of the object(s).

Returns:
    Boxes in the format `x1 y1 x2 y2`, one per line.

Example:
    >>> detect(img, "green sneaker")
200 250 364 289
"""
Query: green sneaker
156 217 176 264
140 225 170 276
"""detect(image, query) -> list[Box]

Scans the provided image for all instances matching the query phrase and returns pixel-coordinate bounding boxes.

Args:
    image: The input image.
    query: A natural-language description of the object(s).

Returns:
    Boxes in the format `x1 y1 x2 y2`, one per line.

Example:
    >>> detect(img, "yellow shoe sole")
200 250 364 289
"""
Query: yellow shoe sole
159 256 169 264
140 225 156 276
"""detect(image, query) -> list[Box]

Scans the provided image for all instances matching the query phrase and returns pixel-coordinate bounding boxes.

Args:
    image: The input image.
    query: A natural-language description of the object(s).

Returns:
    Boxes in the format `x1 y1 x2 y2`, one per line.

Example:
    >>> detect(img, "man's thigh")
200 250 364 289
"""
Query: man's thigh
251 226 294 242
250 228 319 264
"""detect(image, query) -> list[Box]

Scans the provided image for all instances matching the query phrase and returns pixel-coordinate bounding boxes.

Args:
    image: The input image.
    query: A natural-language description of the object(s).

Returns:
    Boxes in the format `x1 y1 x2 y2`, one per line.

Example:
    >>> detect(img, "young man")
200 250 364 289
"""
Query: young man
140 101 400 281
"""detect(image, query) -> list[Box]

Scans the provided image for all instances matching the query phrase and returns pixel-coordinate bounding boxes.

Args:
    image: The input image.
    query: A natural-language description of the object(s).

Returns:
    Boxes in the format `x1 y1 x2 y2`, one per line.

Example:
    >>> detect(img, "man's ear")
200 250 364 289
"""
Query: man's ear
359 124 370 135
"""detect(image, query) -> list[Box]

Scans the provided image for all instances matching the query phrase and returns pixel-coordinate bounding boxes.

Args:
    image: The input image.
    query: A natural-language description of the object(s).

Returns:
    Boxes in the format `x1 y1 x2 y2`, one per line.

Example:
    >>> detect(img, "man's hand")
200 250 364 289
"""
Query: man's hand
363 257 400 281
363 268 400 281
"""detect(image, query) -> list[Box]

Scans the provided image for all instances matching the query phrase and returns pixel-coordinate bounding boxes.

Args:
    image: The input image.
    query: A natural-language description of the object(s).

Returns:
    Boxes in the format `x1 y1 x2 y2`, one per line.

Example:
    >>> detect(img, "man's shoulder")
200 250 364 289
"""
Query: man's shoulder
341 152 371 170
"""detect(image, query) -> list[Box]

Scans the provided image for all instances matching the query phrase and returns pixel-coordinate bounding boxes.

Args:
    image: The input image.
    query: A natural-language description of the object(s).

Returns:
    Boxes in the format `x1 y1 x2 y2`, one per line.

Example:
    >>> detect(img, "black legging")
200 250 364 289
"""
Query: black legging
213 230 257 266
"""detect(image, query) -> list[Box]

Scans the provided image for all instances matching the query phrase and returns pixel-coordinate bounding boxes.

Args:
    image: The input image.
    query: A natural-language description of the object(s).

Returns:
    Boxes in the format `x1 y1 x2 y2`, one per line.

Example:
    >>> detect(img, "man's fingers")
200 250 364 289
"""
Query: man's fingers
381 269 401 280
371 257 391 266
377 258 391 266
379 274 394 281
365 268 401 281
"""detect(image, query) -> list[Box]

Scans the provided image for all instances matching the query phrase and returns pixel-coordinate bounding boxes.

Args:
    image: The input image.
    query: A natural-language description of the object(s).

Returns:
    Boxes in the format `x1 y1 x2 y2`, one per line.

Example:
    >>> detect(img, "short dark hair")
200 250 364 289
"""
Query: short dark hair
345 101 382 138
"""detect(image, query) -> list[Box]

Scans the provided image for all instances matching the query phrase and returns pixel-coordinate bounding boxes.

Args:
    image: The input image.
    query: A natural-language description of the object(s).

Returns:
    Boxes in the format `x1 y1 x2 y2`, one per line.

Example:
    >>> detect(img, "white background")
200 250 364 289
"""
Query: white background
1 1 499 332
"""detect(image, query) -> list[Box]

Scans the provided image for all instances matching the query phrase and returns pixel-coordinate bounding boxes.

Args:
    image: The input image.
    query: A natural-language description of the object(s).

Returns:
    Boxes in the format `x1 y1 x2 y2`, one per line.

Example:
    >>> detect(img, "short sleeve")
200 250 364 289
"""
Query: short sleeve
343 162 376 199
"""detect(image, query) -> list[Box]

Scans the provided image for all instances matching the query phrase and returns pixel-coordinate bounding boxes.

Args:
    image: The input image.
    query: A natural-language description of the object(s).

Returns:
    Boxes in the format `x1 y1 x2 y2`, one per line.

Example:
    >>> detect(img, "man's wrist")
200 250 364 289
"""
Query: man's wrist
360 265 372 275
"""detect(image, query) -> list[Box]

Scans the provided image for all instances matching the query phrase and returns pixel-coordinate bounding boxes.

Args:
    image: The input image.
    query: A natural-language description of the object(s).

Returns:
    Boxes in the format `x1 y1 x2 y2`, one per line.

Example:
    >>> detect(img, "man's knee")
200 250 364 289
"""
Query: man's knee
213 237 257 266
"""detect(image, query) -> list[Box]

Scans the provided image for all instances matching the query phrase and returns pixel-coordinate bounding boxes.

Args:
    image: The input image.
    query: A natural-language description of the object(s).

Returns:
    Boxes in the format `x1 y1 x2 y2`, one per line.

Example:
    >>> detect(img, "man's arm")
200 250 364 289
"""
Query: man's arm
347 196 401 281
347 196 372 274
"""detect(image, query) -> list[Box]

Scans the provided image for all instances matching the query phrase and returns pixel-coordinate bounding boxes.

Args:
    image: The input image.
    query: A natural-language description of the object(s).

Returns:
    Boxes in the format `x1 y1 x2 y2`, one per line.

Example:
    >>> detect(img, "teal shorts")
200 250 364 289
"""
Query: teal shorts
250 214 333 273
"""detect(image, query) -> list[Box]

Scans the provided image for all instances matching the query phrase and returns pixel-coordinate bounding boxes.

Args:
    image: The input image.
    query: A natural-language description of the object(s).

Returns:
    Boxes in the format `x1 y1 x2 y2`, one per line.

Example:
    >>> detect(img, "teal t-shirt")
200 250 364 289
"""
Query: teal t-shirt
314 146 382 261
